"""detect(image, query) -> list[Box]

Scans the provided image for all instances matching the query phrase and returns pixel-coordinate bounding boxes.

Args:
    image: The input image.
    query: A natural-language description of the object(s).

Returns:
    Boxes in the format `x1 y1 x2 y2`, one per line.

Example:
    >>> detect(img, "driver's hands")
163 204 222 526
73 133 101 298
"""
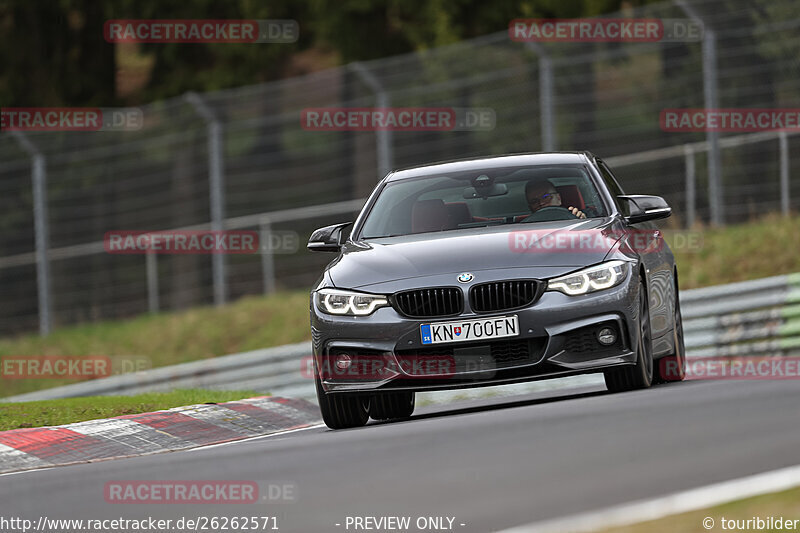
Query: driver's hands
568 206 587 219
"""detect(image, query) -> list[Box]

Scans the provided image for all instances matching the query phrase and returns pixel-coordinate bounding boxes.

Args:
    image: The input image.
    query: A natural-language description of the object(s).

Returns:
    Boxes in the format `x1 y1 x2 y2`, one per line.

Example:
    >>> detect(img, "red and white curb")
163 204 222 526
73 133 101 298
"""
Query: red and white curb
0 396 320 474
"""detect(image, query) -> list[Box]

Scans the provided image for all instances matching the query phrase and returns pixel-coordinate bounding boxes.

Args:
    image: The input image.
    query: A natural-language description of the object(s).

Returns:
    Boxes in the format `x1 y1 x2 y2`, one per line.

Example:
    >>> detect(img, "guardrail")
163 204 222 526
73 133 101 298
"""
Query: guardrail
4 273 800 403
682 273 800 357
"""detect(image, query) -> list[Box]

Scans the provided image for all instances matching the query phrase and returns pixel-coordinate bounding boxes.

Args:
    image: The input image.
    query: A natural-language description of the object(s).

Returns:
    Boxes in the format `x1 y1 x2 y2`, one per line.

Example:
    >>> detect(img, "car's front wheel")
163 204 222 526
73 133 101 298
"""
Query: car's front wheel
315 373 370 429
604 279 653 392
369 392 415 420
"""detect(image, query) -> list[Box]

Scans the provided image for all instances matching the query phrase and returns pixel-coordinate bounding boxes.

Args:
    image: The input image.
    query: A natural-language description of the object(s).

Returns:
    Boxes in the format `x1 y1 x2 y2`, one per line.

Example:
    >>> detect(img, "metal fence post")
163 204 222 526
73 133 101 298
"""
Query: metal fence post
350 62 393 178
779 131 790 215
11 132 52 335
676 0 723 225
260 218 276 294
185 92 228 306
146 251 159 313
703 30 723 226
525 42 556 151
684 144 696 228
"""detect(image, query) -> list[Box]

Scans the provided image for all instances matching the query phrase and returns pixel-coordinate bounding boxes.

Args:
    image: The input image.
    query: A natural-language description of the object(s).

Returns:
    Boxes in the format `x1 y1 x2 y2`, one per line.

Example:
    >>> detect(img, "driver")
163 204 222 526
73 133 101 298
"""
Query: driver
525 179 586 219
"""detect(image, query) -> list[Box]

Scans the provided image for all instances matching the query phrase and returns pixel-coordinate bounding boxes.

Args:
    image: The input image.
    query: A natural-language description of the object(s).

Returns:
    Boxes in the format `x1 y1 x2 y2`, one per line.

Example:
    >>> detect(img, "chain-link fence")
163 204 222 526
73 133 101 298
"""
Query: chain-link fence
2 0 800 335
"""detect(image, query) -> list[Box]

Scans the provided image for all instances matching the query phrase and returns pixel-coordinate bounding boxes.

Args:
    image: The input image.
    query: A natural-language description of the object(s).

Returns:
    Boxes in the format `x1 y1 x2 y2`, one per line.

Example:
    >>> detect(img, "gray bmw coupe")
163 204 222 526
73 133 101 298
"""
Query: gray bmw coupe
309 152 686 429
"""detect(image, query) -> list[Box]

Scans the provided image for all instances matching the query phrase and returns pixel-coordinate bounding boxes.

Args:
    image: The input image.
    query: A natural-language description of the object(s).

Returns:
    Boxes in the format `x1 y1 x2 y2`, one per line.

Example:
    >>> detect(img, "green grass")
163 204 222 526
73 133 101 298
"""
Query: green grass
600 485 800 533
673 213 800 289
0 291 310 398
0 390 260 431
1 214 799 400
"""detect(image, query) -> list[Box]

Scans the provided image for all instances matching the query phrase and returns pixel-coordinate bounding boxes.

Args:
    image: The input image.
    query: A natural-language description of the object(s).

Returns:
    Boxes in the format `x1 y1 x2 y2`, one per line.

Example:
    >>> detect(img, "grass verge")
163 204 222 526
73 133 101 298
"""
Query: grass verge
673 213 800 289
0 389 260 431
0 291 310 398
599 485 800 533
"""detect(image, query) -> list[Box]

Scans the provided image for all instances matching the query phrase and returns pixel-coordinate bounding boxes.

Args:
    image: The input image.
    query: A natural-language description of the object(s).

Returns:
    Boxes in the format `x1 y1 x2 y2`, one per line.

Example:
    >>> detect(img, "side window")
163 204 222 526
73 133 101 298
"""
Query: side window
597 161 627 216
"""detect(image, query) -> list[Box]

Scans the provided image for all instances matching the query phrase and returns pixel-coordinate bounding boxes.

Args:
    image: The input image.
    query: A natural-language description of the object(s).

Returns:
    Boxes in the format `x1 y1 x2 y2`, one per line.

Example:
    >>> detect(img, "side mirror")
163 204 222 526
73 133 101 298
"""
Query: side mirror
618 195 671 224
307 222 352 252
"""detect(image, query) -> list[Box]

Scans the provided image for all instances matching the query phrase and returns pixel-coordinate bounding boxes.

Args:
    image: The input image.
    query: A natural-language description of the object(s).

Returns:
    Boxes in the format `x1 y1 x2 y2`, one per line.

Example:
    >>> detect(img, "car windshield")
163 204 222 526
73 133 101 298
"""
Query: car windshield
359 164 608 239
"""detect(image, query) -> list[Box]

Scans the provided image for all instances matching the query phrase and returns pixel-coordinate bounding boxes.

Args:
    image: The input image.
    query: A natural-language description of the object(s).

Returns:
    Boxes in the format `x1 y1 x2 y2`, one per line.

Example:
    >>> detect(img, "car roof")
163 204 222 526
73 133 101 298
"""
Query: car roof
386 152 595 182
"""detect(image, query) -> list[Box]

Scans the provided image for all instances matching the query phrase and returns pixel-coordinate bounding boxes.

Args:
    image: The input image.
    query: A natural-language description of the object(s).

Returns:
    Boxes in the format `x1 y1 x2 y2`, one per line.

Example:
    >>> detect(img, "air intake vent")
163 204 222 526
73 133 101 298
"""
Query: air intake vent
470 280 543 313
395 338 546 372
392 287 463 318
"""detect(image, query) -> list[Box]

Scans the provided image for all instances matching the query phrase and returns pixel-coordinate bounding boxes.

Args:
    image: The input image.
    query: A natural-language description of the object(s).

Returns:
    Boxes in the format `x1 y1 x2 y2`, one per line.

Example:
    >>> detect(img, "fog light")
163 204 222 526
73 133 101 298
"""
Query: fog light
597 327 617 346
335 354 352 370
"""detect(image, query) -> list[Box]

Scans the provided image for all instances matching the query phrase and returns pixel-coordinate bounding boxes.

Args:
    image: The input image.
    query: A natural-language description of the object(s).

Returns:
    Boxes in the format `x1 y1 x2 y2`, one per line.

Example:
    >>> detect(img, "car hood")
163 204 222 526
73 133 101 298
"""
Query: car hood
328 217 625 290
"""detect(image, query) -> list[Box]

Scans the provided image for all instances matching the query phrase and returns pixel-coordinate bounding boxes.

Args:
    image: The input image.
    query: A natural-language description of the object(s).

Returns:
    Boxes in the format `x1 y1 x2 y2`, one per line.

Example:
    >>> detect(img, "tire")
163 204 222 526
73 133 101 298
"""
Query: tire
604 279 654 392
655 280 687 383
315 372 370 429
369 392 415 420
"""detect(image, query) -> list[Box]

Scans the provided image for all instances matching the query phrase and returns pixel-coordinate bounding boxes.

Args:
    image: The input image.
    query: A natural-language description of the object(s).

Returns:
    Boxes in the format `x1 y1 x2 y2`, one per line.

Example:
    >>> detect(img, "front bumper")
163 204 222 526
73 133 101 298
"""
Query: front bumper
311 269 640 394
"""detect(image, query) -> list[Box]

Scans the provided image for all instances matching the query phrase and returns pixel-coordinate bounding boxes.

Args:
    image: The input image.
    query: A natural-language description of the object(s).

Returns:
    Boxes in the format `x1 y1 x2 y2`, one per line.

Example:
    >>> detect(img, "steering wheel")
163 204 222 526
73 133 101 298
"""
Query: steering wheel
520 206 579 223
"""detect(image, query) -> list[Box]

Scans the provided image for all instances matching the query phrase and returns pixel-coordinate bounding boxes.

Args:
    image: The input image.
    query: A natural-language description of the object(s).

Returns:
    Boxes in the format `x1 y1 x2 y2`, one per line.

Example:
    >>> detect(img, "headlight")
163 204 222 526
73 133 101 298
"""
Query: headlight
547 260 629 296
316 288 389 316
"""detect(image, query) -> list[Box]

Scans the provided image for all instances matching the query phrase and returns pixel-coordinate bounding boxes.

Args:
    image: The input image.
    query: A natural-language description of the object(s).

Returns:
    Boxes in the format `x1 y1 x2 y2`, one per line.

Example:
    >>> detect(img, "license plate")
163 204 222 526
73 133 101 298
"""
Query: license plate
420 315 519 345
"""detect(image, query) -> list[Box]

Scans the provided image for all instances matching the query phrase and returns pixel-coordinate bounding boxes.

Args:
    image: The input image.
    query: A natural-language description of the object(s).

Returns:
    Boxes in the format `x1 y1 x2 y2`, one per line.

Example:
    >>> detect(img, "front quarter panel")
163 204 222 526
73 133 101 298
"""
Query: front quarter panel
608 220 676 356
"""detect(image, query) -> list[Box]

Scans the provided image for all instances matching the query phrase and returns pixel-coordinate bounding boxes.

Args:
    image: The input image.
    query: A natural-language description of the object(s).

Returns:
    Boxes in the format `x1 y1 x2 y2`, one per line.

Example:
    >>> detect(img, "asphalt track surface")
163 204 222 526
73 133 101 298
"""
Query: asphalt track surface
2 379 800 533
